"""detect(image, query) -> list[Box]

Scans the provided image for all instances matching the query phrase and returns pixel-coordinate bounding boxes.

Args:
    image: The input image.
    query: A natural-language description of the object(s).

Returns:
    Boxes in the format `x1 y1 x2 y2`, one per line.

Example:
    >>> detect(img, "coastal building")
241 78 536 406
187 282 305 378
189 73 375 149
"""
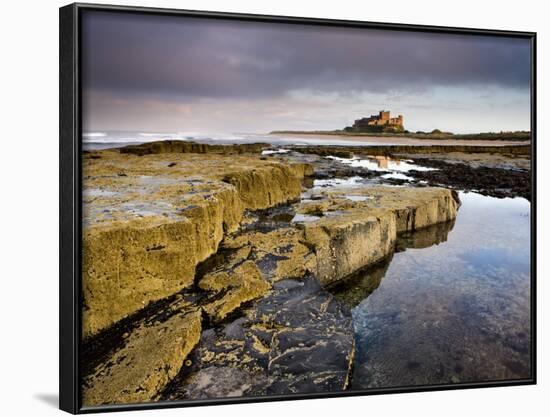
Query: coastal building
345 110 405 133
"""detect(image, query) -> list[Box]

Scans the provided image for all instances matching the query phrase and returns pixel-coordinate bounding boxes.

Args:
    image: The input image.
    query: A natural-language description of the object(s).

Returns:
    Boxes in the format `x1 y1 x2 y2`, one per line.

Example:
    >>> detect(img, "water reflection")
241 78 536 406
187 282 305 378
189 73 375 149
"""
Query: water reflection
338 192 530 389
330 219 455 309
330 255 391 310
381 173 414 181
396 218 456 251
327 155 436 172
300 177 374 199
372 155 392 169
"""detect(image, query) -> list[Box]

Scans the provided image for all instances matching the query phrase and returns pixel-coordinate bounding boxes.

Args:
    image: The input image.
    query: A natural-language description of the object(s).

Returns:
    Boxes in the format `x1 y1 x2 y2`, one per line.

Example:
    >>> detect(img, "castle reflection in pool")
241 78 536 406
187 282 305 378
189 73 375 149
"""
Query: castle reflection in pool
332 191 531 389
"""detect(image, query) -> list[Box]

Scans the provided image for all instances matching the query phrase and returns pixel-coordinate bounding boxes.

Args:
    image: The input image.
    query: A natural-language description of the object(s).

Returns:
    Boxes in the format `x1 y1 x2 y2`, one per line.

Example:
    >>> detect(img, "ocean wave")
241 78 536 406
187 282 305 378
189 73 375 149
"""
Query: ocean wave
138 132 177 137
82 137 144 143
82 132 107 138
82 134 181 144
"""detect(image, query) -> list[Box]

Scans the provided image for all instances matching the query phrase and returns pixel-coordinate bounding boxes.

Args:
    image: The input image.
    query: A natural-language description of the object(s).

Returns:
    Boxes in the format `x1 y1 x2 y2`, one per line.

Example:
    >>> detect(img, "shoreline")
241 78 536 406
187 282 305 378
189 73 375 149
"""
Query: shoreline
268 132 531 147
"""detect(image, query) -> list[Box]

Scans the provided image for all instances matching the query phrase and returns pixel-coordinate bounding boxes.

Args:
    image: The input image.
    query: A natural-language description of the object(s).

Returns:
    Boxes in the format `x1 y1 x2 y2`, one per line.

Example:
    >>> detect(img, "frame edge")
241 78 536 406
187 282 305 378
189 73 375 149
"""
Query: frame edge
60 3 80 414
59 3 537 414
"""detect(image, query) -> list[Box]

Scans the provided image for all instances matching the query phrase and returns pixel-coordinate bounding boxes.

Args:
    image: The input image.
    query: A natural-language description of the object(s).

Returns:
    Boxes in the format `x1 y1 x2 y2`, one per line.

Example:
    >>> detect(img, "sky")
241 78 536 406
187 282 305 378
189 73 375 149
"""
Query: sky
81 11 532 134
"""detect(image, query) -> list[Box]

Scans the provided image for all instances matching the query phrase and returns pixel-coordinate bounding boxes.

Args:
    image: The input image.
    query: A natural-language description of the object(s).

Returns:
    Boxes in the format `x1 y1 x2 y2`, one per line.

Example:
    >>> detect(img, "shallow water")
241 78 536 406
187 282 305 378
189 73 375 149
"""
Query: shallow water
292 213 322 223
312 176 368 189
380 172 414 181
334 192 531 388
261 149 291 155
327 155 436 172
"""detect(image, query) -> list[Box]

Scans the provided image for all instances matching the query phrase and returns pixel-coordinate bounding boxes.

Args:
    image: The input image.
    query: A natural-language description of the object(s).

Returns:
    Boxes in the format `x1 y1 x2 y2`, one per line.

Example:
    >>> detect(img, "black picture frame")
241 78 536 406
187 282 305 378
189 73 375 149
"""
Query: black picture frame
59 3 537 414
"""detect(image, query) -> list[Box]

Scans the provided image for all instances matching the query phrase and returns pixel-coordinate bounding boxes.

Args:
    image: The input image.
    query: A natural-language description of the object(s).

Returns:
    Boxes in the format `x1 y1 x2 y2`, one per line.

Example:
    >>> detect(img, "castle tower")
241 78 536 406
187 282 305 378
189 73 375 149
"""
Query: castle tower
396 115 404 126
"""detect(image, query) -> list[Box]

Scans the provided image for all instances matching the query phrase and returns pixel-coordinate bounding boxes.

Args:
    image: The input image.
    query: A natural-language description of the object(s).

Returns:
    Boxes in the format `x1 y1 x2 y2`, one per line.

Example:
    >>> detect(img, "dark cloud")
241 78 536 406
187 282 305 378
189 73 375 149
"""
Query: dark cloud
81 10 531 99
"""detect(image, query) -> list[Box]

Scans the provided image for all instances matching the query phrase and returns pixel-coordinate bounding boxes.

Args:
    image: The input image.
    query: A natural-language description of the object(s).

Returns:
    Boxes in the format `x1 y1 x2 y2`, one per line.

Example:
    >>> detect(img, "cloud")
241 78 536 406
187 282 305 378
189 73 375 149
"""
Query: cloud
81 10 531 99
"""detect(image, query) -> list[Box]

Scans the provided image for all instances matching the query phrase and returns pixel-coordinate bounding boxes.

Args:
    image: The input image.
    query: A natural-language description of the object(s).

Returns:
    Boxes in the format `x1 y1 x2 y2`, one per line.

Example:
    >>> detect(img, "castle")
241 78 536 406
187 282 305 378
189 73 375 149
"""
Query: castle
345 110 404 133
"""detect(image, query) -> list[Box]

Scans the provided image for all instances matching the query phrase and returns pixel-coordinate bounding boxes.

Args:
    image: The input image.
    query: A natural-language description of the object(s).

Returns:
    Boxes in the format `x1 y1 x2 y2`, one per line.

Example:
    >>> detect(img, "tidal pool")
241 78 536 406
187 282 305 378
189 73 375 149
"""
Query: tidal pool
327 155 437 172
332 191 531 389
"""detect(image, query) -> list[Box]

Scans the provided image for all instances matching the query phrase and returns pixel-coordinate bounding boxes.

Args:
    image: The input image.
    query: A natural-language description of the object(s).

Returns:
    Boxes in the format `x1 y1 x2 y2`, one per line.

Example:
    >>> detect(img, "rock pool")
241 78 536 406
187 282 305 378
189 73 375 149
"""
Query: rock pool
335 192 531 388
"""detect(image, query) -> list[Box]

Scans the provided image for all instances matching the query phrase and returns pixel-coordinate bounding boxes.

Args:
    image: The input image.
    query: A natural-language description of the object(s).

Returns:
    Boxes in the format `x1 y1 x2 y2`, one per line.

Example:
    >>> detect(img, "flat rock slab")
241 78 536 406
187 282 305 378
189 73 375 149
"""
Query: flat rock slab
222 227 317 283
83 150 310 227
82 148 312 337
298 186 459 232
199 261 271 323
296 186 459 286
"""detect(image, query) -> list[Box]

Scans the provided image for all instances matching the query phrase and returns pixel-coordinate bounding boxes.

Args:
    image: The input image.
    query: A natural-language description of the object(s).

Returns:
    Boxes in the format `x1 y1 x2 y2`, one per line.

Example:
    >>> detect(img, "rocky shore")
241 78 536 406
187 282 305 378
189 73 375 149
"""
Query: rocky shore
81 139 528 406
287 144 531 158
281 144 531 200
82 144 311 337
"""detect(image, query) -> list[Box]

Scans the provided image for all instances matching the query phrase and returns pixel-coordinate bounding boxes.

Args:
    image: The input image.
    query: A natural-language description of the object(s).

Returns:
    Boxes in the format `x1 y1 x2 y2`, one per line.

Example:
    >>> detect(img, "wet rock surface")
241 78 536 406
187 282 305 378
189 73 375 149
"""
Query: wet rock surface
399 151 530 170
265 145 530 200
406 158 531 200
287 144 531 157
266 150 388 180
160 275 354 400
